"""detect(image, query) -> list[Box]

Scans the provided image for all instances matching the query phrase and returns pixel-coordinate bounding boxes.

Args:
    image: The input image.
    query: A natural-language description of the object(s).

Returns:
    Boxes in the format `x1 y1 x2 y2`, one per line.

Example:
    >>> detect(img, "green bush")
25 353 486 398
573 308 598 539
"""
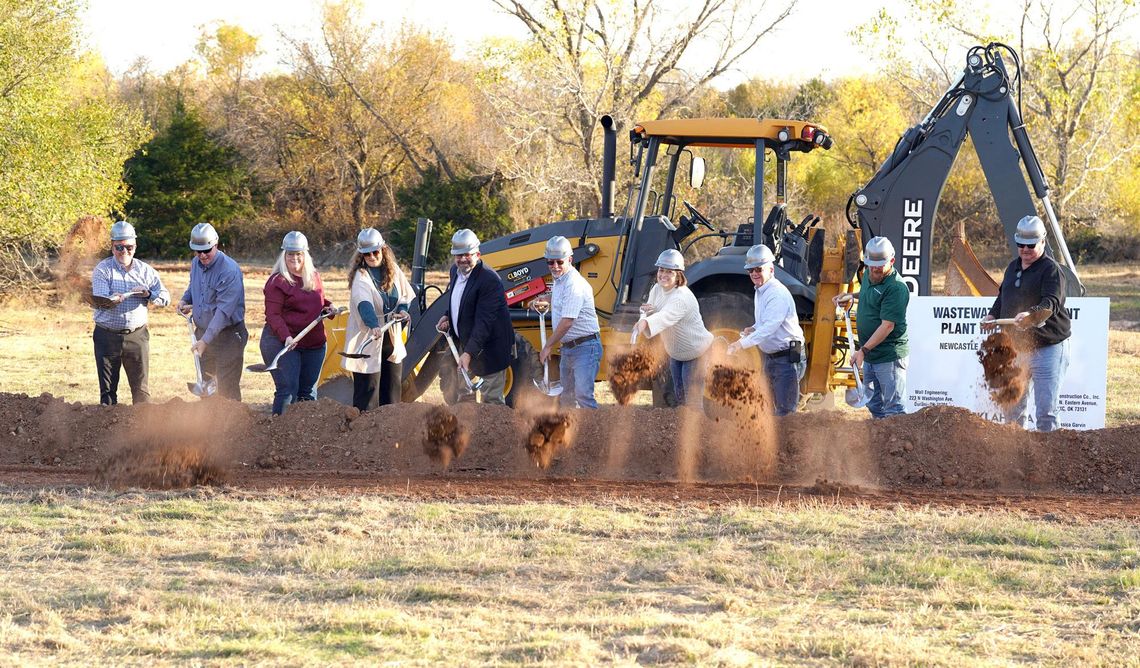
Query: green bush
387 170 513 267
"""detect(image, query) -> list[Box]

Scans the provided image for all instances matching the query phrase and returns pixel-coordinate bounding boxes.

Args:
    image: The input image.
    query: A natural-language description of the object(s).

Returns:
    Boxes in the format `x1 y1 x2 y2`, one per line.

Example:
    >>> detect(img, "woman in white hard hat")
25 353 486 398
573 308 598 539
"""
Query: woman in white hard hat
634 249 714 406
260 231 335 416
342 228 413 411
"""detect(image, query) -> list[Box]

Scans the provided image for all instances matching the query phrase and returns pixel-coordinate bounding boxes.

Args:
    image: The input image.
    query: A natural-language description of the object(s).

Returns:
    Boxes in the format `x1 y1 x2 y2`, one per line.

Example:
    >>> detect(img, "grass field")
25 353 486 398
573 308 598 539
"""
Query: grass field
2 488 1139 665
1 260 1139 665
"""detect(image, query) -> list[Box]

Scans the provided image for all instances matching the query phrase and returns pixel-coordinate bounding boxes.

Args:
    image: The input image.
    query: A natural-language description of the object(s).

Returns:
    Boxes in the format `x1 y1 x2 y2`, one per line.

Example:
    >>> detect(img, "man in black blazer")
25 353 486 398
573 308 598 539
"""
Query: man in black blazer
436 229 515 403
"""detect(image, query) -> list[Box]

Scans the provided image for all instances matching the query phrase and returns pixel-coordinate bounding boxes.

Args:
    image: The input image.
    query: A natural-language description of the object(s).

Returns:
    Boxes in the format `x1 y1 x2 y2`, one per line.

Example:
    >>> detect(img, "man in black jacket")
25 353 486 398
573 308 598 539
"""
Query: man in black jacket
982 215 1071 432
436 229 515 404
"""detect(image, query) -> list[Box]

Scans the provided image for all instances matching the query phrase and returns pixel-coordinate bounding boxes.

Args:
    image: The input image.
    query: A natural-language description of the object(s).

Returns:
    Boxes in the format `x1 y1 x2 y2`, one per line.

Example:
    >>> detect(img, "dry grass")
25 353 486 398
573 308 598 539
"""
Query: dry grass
1 487 1138 665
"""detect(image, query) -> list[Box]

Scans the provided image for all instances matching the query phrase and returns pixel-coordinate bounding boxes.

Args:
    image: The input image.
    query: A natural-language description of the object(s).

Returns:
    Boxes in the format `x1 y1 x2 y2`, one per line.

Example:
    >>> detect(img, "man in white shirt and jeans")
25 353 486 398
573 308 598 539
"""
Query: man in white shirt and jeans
727 244 806 416
537 236 602 409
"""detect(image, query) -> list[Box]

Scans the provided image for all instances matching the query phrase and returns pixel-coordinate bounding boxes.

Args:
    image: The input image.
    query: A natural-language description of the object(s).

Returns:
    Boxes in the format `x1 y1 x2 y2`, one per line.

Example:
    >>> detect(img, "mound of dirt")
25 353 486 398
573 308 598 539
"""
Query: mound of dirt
525 412 574 469
978 331 1027 407
422 406 470 468
2 392 1140 494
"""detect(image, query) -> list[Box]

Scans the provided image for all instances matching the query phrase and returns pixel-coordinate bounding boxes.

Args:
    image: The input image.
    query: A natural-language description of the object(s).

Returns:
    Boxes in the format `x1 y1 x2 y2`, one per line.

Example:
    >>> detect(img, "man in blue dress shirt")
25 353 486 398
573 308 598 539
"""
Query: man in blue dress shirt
176 223 248 401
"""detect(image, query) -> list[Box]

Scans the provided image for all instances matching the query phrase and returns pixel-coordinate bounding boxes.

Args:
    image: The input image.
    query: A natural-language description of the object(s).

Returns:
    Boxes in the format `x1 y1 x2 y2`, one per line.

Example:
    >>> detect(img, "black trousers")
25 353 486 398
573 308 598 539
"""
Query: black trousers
351 335 402 411
93 325 150 405
198 322 249 401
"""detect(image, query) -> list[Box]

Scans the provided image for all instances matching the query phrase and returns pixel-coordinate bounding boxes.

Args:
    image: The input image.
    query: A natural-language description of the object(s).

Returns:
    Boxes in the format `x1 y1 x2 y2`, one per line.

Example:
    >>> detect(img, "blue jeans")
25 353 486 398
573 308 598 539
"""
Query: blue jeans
764 354 800 416
863 356 908 419
669 355 707 408
1005 339 1070 432
559 337 601 409
260 328 326 416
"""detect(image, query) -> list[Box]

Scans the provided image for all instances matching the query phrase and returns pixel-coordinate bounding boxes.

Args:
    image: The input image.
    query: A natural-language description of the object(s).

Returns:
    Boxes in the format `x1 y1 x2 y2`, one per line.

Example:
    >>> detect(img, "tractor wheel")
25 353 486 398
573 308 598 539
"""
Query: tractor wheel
698 292 762 371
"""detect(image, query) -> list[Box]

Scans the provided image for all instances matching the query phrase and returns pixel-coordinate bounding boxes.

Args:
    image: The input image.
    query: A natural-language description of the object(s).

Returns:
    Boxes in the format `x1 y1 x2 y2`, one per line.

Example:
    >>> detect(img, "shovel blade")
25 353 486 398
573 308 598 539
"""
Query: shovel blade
338 352 370 359
845 385 871 408
246 362 274 373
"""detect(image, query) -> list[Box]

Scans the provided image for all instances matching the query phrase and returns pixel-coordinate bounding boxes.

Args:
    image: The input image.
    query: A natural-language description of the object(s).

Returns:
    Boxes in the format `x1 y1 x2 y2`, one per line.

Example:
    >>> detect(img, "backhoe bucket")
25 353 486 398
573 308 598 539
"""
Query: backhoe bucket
945 223 998 296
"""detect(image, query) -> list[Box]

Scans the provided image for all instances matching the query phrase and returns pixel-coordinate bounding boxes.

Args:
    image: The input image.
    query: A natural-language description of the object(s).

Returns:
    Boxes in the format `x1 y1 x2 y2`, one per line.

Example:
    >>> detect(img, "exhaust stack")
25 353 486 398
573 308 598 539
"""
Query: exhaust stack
600 115 616 219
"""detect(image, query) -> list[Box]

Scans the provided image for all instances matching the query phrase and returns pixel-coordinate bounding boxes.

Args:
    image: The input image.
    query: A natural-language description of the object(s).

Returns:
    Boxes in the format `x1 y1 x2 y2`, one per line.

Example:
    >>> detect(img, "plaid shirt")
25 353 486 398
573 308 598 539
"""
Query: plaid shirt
91 256 170 330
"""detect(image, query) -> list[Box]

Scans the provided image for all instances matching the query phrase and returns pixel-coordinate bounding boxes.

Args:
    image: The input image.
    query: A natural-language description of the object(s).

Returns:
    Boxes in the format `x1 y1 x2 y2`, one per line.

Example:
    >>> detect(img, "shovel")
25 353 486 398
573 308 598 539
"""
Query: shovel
988 308 1053 329
840 304 872 408
437 325 484 395
339 314 400 359
178 309 217 398
89 288 148 309
532 304 563 397
249 306 346 372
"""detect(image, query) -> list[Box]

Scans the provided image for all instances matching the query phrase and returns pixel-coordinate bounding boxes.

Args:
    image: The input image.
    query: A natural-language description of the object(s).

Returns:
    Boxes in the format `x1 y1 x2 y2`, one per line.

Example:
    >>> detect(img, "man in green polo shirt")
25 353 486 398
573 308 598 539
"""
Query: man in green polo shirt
833 236 910 418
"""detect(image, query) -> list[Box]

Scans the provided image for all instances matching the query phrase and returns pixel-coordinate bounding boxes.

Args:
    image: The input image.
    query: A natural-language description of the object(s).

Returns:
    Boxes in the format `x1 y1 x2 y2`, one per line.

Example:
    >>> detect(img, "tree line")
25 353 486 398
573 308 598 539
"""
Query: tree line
1 0 1137 289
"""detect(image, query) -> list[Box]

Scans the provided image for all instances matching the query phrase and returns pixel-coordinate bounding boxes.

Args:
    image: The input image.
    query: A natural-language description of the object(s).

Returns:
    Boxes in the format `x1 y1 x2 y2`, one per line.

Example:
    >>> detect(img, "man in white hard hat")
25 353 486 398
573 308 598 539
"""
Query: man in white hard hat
833 236 910 418
90 221 170 405
536 235 601 408
727 244 805 416
436 229 514 404
176 222 248 400
981 215 1071 431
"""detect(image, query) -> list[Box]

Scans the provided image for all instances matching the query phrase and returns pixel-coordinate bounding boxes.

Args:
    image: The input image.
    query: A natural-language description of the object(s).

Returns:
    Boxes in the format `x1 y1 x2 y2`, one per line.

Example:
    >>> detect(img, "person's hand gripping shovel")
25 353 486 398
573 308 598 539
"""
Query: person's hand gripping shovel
339 311 399 360
836 295 872 408
981 308 1053 332
177 308 217 398
436 324 484 396
531 301 563 397
249 306 346 372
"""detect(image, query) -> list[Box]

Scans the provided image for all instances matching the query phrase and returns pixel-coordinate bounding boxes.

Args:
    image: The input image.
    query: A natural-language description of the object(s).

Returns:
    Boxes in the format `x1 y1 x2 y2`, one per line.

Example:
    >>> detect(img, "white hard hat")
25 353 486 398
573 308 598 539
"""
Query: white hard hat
110 221 136 241
450 229 480 255
281 231 309 252
189 223 219 251
655 249 685 271
743 244 775 269
356 228 385 254
1014 215 1046 245
864 236 895 267
544 236 573 260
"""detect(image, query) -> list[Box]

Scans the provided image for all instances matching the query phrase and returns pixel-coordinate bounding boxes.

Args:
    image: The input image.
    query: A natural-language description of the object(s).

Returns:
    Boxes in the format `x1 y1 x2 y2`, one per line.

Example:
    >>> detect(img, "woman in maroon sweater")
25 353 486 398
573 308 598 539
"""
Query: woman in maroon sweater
260 231 333 415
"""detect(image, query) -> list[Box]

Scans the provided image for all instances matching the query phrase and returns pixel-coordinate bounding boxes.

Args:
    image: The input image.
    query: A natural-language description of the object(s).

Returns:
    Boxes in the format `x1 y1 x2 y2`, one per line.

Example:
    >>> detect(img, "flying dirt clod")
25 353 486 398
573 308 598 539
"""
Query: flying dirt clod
422 406 470 468
525 412 574 469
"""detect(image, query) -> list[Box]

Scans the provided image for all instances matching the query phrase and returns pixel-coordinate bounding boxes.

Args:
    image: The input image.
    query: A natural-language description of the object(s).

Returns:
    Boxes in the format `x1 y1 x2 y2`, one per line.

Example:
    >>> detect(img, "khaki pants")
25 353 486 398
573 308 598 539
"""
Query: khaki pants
458 368 507 405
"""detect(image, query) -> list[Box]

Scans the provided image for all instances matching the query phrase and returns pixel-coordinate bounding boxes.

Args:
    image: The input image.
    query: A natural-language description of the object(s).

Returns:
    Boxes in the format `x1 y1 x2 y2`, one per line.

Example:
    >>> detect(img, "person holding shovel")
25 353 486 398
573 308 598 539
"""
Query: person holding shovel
537 236 601 409
634 249 713 407
981 215 1071 432
435 229 514 404
832 236 910 419
259 231 335 416
176 222 248 401
90 221 170 405
728 244 805 416
343 228 413 411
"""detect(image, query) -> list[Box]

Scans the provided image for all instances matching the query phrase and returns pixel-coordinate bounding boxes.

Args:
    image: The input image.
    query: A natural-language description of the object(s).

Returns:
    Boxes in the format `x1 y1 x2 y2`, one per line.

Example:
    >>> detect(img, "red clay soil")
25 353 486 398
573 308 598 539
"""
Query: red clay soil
1 392 1140 514
979 331 1028 407
607 346 664 405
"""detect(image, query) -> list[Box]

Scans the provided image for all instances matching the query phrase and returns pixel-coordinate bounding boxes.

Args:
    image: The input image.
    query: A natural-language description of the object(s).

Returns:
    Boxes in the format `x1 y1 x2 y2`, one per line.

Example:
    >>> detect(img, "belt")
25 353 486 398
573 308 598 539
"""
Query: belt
96 323 144 335
765 341 800 358
562 332 599 349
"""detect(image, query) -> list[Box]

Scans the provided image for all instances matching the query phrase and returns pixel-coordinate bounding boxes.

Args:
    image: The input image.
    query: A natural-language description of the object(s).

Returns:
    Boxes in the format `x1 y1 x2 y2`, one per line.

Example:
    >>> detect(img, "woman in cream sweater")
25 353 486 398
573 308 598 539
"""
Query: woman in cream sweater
634 249 713 406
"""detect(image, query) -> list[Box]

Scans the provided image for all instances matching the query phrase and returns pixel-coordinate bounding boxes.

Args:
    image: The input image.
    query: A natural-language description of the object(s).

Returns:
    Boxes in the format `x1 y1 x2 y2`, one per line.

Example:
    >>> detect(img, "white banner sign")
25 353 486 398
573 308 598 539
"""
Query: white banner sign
903 296 1109 429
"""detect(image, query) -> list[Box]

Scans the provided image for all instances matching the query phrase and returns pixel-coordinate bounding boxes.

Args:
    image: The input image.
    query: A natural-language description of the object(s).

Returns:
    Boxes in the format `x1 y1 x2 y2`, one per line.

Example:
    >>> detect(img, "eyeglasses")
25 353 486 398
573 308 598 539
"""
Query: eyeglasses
363 250 382 257
113 244 135 252
746 267 765 275
546 259 566 266
1016 242 1037 249
1015 269 1022 288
